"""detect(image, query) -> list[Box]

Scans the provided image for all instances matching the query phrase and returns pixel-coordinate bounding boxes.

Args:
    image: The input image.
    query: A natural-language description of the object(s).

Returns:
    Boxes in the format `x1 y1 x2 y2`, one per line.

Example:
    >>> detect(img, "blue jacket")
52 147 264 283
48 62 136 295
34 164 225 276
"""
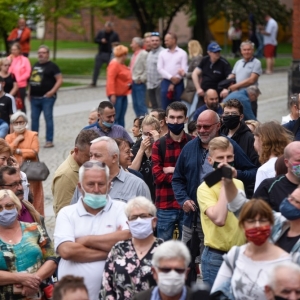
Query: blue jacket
172 136 257 227
283 120 300 141
223 89 257 121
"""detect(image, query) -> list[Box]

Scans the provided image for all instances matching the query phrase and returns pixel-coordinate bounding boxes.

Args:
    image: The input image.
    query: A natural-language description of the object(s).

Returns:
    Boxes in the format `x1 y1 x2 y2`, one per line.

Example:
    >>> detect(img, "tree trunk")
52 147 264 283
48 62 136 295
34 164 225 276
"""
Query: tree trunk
193 0 213 54
90 7 95 42
53 0 59 60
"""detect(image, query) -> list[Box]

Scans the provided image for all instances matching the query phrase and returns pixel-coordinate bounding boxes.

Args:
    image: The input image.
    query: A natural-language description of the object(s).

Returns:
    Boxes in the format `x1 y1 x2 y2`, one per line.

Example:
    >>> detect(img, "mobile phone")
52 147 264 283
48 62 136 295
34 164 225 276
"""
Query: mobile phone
204 166 232 187
7 157 13 166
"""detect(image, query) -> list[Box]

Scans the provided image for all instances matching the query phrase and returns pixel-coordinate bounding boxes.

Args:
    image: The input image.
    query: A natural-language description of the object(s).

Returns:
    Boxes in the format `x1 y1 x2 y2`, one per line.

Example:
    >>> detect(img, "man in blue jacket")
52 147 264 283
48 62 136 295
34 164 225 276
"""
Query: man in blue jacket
172 110 257 253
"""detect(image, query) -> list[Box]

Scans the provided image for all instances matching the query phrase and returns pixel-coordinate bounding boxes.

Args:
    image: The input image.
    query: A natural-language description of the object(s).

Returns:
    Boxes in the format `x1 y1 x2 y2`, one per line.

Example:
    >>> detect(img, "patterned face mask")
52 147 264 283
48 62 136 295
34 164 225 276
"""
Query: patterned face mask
291 163 300 178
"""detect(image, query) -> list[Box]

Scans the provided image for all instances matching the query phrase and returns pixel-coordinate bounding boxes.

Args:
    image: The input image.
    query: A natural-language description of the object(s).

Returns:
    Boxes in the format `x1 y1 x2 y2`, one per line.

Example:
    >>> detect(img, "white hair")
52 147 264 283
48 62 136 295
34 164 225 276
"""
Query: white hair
240 40 254 49
267 261 300 290
152 240 191 268
78 160 110 184
125 196 156 218
91 136 120 158
10 111 28 123
132 37 144 48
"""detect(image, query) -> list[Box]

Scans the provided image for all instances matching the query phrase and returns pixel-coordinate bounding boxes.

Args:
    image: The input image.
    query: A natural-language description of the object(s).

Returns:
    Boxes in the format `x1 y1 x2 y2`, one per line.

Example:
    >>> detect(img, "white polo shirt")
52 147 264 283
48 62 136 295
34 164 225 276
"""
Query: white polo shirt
54 196 128 300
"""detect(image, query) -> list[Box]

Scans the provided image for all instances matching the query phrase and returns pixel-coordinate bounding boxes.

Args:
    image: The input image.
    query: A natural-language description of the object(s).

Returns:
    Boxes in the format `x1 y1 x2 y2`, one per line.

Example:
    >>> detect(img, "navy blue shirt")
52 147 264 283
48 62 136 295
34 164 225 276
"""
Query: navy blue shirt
284 120 300 141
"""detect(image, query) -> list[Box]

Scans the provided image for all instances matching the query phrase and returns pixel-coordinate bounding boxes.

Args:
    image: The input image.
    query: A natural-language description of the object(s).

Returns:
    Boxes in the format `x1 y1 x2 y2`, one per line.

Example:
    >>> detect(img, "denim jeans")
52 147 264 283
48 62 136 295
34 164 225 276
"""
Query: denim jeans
160 79 184 110
201 246 224 288
0 121 9 138
113 95 128 127
31 96 56 142
131 82 148 117
182 92 198 118
156 208 184 241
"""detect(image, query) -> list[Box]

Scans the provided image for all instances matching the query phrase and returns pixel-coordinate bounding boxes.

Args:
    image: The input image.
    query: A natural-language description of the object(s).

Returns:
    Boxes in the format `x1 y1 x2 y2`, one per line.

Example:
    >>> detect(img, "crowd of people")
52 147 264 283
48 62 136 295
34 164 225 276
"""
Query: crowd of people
0 14 299 300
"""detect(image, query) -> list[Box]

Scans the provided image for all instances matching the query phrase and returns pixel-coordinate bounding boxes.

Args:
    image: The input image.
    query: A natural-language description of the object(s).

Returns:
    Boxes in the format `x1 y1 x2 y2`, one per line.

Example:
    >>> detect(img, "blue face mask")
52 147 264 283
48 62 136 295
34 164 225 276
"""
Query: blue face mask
0 208 18 227
102 121 114 128
279 197 300 220
82 188 107 209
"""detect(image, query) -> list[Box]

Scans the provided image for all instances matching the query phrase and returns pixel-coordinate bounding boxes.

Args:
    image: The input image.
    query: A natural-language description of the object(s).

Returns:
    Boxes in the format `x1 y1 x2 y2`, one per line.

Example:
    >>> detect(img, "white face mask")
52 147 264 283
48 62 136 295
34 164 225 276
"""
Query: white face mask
13 124 26 133
128 217 153 239
0 84 2 91
157 270 185 297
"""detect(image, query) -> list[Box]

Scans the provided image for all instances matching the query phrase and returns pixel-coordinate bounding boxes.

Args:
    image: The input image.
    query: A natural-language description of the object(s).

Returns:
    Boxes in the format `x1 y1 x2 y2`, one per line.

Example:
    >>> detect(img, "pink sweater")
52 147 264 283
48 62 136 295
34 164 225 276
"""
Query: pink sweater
8 55 31 88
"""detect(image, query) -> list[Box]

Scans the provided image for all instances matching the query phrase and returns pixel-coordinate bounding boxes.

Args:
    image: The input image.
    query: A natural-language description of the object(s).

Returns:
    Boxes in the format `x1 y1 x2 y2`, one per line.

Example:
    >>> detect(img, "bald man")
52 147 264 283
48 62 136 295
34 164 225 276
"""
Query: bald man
7 18 31 56
172 110 257 253
254 141 300 211
192 89 223 121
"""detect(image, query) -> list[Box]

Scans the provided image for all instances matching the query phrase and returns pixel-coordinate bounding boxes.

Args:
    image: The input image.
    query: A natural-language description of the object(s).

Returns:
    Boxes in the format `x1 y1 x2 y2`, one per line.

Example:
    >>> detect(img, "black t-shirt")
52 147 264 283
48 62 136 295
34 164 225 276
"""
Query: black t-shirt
0 95 13 124
29 61 61 97
198 55 232 91
277 229 300 253
254 175 298 211
3 74 16 94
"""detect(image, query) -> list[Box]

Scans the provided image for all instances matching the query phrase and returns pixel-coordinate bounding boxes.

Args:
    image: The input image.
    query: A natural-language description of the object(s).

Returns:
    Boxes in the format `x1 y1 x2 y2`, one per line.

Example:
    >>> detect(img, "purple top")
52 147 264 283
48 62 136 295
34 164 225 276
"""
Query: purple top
83 121 133 143
18 202 35 223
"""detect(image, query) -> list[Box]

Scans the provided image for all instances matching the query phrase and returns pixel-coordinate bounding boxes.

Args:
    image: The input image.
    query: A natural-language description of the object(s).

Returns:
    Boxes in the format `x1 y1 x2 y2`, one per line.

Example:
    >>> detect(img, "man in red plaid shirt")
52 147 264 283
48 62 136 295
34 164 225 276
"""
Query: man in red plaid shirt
152 102 193 241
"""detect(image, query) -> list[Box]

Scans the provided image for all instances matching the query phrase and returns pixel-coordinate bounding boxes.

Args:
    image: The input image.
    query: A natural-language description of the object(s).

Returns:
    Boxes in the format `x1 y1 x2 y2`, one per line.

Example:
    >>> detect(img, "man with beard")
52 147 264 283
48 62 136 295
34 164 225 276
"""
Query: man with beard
172 110 257 256
192 89 223 121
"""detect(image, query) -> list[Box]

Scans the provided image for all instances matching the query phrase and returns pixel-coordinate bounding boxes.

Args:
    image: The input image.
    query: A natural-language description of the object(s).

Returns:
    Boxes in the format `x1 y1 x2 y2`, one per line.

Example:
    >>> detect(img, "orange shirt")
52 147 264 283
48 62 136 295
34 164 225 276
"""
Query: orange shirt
7 27 31 54
106 59 132 97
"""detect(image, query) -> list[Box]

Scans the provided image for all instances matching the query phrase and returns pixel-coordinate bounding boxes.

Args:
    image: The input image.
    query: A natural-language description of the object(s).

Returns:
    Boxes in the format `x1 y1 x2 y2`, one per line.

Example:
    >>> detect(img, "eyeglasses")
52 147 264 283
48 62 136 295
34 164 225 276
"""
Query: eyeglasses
12 121 26 126
151 32 160 37
288 194 300 205
196 122 219 130
83 161 106 169
0 203 15 212
128 213 153 221
1 180 25 188
245 218 270 225
157 267 186 274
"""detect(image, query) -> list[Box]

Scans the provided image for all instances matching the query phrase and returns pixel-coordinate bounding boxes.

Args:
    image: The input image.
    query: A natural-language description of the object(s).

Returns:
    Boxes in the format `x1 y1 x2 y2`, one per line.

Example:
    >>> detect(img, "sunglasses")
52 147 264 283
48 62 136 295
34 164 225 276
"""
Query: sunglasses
151 32 160 37
157 267 186 274
196 122 219 130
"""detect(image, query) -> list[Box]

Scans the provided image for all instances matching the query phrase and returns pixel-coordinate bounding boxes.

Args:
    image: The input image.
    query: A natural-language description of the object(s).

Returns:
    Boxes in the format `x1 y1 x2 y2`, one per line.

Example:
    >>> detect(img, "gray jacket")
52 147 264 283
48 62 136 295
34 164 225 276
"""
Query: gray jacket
131 50 148 83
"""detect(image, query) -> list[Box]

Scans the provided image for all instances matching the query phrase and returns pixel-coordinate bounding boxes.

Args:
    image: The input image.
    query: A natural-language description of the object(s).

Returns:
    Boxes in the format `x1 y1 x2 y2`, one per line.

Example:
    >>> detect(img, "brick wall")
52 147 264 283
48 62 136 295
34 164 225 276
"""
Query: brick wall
293 0 300 59
44 9 140 43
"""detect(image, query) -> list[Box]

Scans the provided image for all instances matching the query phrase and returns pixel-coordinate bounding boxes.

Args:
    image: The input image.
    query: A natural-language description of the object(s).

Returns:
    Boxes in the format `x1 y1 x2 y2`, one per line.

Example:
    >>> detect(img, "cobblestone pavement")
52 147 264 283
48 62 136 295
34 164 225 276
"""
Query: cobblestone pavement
28 71 288 239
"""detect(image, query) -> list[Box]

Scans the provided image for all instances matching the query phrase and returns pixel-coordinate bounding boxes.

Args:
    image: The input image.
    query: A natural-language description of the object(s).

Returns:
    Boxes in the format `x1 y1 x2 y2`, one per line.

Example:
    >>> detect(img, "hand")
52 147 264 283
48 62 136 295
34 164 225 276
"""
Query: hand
218 162 237 179
168 84 174 92
44 91 54 98
170 77 180 85
14 134 24 144
220 89 229 99
136 79 142 84
163 167 175 174
110 95 116 104
150 130 160 142
196 88 204 97
16 273 41 290
183 200 197 213
101 38 107 43
22 286 39 297
9 156 19 169
140 137 152 152
178 69 185 77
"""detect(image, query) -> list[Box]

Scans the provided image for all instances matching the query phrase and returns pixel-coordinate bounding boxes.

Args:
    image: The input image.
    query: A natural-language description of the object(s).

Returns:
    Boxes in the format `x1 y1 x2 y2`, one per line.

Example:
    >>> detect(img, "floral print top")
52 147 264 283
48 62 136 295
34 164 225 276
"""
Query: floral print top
100 238 164 300
0 222 55 300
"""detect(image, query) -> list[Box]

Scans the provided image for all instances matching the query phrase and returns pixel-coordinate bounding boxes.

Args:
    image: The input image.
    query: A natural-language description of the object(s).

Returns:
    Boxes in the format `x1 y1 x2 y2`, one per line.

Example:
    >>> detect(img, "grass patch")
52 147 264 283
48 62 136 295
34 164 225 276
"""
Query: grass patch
61 82 83 87
30 39 97 51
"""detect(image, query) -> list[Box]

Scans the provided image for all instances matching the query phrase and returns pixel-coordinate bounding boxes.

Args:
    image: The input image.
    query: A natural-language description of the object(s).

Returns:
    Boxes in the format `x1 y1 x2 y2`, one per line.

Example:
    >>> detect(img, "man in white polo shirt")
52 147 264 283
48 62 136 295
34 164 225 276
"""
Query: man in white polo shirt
54 161 130 300
220 40 262 116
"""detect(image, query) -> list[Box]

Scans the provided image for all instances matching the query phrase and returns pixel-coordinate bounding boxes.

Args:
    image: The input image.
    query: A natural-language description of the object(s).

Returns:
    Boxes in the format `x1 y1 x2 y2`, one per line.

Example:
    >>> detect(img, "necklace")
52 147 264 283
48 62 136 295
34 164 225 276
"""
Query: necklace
1 225 20 244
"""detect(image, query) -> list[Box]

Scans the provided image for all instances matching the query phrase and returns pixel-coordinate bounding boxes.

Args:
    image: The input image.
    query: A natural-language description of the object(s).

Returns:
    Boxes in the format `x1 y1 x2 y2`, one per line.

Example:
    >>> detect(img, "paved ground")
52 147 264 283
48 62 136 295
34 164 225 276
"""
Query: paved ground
27 71 289 238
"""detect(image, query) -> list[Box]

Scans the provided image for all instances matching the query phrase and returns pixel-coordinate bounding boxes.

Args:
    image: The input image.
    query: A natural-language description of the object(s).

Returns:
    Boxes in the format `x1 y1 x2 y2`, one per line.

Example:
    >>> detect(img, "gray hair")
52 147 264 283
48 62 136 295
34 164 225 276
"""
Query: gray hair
78 160 110 184
247 85 261 96
132 37 144 48
91 136 119 158
105 21 113 28
38 45 50 53
240 40 254 49
10 111 28 123
125 196 157 218
152 240 191 268
90 107 98 113
266 261 300 290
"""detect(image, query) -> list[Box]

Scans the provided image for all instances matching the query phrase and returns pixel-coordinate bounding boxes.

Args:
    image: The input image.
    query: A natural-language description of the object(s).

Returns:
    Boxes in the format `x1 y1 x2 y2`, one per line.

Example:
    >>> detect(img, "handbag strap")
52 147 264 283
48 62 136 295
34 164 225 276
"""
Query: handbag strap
32 150 40 162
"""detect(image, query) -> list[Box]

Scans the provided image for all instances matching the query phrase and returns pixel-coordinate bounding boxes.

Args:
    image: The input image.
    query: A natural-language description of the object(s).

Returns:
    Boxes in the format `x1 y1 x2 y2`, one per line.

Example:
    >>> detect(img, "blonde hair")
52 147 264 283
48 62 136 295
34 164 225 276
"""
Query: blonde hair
142 115 160 132
0 189 22 213
245 120 260 132
0 58 10 69
208 136 233 156
188 40 203 58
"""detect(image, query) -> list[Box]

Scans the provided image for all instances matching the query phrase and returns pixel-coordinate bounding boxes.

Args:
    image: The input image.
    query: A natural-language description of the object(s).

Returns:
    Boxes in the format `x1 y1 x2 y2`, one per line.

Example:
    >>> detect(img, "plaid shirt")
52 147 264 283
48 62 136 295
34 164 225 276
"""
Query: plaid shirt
152 132 192 209
146 46 164 89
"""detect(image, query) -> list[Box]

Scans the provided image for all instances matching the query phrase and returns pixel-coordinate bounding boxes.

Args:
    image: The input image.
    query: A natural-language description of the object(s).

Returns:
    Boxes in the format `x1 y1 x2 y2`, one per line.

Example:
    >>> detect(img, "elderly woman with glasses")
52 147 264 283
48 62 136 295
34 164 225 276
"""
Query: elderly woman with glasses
100 196 163 300
5 111 44 216
0 189 57 299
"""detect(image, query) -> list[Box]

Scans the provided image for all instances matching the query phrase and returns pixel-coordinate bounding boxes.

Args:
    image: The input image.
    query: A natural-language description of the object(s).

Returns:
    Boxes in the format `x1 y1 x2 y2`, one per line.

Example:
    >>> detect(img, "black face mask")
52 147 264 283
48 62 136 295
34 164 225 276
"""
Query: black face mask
274 296 289 300
213 161 234 169
222 115 240 130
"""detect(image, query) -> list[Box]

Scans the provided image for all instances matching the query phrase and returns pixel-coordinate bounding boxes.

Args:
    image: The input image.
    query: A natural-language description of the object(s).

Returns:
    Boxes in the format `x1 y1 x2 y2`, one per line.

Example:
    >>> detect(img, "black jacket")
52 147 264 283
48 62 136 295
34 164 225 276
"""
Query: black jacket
221 121 260 167
133 287 192 300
